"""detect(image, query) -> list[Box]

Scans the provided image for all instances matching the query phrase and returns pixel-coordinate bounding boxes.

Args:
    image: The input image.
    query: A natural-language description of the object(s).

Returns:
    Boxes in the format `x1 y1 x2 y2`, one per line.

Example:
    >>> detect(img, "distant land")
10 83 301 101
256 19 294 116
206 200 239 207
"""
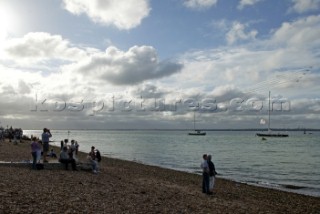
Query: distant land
45 128 320 132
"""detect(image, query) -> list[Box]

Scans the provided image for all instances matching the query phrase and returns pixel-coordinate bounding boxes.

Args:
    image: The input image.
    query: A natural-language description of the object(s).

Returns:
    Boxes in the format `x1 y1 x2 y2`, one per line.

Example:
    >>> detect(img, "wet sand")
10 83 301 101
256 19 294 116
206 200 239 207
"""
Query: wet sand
0 139 319 213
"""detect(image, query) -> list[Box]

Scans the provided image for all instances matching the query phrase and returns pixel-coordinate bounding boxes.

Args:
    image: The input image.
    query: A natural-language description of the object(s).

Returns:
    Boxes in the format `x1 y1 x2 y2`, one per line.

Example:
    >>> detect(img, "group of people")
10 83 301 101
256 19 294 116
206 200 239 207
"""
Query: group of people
0 129 4 142
200 154 217 195
60 139 79 156
31 128 101 174
59 145 78 170
58 144 101 173
1 127 23 144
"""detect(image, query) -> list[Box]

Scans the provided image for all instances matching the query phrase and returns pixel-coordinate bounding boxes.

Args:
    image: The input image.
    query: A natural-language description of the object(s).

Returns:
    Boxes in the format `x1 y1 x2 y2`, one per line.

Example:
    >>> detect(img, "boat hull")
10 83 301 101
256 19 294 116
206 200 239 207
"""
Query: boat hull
188 132 206 136
256 133 288 137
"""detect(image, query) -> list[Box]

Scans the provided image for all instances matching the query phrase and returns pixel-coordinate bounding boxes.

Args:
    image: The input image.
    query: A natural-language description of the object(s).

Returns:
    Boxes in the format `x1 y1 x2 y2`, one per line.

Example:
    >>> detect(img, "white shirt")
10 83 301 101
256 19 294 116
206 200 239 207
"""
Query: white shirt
201 160 209 173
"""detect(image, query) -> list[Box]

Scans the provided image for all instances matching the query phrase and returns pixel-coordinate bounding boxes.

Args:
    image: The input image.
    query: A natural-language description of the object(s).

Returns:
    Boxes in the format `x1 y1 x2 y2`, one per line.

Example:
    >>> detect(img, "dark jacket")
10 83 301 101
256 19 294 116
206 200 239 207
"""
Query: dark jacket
208 160 217 176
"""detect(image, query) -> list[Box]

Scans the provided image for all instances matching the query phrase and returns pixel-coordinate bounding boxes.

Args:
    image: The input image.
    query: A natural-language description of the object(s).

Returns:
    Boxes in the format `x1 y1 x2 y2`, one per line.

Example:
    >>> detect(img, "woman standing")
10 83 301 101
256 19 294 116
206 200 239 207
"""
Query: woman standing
207 155 217 193
31 137 41 169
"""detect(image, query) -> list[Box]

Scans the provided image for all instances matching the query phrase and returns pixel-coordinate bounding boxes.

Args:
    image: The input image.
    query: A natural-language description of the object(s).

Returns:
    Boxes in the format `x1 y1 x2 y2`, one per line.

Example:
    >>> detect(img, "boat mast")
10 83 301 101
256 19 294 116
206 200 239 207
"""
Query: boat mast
193 110 196 130
268 91 271 132
193 103 199 130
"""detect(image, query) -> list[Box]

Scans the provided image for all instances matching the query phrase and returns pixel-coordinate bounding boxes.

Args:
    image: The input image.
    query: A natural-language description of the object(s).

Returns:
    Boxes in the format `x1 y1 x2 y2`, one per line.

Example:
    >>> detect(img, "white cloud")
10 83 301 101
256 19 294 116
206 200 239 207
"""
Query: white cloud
290 0 320 13
62 0 151 30
237 0 261 10
271 15 320 48
226 21 258 45
0 32 183 106
1 9 319 129
68 45 183 85
129 83 166 99
183 0 218 10
0 66 42 94
176 15 320 97
4 32 87 63
211 19 228 31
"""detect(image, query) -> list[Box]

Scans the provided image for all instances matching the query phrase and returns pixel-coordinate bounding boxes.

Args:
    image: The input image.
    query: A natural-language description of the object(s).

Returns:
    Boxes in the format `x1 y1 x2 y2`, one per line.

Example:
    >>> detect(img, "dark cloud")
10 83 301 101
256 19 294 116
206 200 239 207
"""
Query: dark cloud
75 46 183 85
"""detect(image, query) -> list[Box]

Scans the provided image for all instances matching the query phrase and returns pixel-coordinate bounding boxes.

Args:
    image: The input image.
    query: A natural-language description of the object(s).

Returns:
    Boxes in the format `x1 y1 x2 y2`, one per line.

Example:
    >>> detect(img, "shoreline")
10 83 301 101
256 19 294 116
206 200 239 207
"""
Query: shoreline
1 139 320 213
110 157 320 198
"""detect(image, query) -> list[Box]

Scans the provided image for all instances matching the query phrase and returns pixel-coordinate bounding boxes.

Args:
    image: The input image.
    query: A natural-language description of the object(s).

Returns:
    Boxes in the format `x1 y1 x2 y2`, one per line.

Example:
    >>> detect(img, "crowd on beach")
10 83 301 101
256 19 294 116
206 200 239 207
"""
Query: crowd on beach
30 128 101 174
2 126 218 195
1 128 319 213
0 126 23 144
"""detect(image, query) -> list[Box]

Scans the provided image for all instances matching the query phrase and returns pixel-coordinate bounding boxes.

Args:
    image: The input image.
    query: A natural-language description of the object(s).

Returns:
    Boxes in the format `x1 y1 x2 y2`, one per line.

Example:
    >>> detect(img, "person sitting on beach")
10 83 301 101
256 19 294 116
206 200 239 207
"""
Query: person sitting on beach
48 149 57 158
88 146 98 174
200 154 211 195
59 147 77 170
207 155 217 193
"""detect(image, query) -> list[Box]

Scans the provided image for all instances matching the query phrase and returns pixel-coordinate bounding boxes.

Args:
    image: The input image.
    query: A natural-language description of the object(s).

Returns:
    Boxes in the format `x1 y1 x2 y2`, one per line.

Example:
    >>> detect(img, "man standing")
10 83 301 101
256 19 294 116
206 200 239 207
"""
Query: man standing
41 128 52 163
200 154 211 194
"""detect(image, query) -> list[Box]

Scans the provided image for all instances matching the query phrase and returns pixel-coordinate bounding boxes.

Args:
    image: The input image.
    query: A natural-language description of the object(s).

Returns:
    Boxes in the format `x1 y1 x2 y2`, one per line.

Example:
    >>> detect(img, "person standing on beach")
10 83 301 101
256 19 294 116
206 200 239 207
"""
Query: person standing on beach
41 128 52 163
200 154 211 194
36 140 42 163
0 130 3 142
70 140 77 159
88 146 98 174
60 140 64 151
64 139 68 148
75 141 79 155
31 137 41 169
207 155 217 193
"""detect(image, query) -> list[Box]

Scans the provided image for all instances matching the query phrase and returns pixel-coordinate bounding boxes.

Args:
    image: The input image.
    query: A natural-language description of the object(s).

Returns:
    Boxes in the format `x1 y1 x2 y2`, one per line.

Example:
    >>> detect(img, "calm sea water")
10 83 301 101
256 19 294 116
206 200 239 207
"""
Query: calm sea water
24 130 320 197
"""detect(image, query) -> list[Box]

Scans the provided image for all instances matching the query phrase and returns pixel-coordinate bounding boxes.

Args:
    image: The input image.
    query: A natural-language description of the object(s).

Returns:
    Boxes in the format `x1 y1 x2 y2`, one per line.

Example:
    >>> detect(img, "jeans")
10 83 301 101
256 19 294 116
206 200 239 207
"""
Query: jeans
202 172 210 193
31 152 37 169
90 160 98 171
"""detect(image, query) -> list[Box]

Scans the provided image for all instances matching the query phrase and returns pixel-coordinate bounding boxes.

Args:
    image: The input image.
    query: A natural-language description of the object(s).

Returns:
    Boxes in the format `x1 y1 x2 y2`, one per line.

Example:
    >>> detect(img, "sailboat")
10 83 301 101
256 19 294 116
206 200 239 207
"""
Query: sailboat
188 111 206 136
256 91 289 137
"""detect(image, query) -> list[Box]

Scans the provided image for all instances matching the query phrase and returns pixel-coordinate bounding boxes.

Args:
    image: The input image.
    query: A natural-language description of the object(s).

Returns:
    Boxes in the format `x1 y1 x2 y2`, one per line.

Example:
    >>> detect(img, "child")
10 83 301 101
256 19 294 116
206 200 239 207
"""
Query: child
48 149 57 158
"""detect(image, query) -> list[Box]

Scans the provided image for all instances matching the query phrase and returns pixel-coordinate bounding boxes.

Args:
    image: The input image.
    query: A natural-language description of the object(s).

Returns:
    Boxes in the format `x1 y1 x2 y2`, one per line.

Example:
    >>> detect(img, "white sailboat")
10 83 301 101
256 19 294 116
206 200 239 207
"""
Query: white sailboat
256 91 289 137
188 111 206 136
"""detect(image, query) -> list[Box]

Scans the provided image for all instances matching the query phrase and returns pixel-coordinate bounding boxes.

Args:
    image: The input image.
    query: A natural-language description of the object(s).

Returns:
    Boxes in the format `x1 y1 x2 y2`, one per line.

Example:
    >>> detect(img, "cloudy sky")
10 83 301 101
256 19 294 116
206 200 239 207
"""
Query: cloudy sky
0 0 319 130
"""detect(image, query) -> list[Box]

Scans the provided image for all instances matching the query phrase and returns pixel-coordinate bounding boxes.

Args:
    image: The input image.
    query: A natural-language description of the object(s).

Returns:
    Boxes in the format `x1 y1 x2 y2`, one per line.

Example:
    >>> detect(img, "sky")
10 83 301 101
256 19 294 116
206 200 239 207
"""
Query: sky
0 0 319 130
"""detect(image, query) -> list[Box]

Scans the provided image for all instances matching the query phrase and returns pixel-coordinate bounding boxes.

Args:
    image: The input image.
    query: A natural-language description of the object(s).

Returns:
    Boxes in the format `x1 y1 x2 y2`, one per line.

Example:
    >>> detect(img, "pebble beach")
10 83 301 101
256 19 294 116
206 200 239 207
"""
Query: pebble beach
0 139 319 214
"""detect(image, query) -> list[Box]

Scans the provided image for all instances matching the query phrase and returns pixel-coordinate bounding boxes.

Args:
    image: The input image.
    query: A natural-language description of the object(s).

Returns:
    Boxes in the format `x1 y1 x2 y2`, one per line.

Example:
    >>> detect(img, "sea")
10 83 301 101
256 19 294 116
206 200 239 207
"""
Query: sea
24 129 320 197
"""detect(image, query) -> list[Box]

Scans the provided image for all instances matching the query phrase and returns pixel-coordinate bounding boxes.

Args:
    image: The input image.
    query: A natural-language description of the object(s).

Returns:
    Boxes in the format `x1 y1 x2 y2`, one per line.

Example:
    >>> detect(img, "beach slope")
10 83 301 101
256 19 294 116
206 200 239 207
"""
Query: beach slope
0 140 319 213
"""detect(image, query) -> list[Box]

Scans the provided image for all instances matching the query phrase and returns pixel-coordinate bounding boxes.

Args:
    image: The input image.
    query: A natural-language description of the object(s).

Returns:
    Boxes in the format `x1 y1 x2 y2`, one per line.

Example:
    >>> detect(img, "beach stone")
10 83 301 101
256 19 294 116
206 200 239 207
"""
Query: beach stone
0 139 319 213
